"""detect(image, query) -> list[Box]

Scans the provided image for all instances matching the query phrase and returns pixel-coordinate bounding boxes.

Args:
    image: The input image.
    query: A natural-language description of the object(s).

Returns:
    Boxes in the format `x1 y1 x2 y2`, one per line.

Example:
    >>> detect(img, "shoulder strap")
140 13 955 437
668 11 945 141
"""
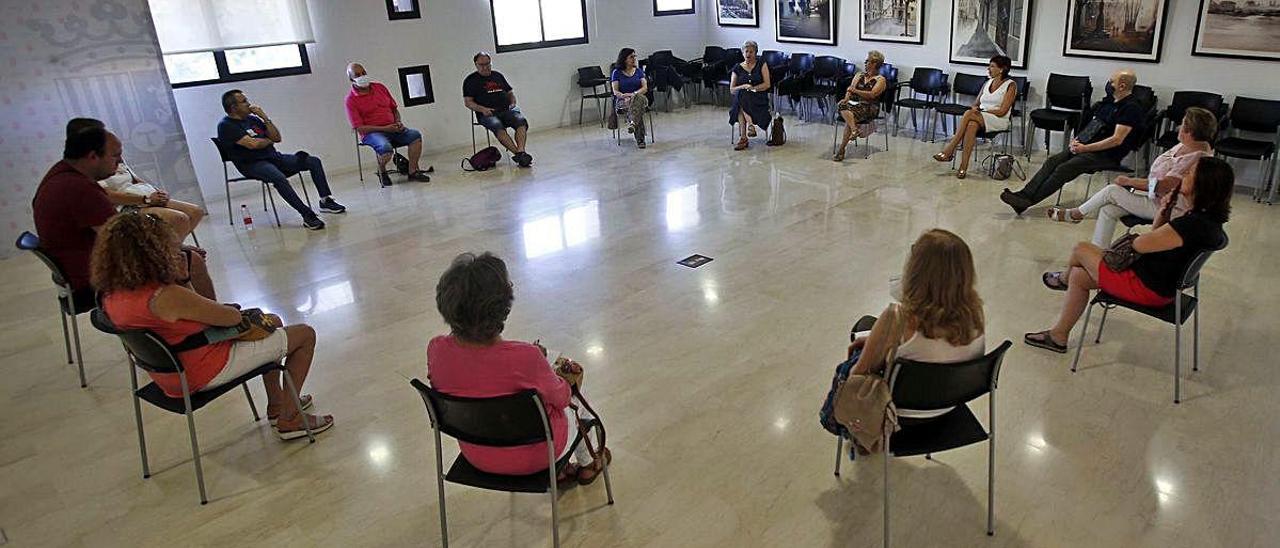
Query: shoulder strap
882 303 905 377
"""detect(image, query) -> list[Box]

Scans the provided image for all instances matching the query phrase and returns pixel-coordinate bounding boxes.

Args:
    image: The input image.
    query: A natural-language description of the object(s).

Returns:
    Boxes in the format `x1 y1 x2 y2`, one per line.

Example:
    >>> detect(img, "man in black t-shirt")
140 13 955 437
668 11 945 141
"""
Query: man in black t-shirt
1002 69 1145 215
463 52 533 167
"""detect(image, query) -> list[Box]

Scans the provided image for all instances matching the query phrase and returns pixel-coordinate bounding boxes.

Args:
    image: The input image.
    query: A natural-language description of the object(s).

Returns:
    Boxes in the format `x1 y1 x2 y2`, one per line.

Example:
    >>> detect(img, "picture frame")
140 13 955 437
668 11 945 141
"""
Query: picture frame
1192 0 1280 62
1063 0 1170 63
859 0 924 45
949 0 1032 69
397 65 435 107
718 0 761 27
776 0 839 46
654 0 696 16
385 0 420 20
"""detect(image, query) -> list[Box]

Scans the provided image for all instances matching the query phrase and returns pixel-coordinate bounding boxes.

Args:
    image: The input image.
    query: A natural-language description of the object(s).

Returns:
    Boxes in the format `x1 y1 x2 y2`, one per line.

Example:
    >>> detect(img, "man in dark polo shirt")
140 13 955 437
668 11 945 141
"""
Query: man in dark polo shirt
463 52 533 167
1001 69 1146 215
216 89 347 230
32 126 215 305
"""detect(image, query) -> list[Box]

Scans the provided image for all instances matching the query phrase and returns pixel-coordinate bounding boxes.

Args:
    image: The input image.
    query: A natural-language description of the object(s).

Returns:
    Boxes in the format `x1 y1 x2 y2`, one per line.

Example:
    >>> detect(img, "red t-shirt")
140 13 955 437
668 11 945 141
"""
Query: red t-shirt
426 335 571 475
345 82 398 137
31 160 118 290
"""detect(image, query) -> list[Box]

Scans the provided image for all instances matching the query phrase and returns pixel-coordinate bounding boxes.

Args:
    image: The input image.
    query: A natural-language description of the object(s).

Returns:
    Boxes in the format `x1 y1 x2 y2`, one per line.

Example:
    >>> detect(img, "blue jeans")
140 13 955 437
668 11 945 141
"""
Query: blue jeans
361 128 422 156
477 106 529 132
235 152 332 219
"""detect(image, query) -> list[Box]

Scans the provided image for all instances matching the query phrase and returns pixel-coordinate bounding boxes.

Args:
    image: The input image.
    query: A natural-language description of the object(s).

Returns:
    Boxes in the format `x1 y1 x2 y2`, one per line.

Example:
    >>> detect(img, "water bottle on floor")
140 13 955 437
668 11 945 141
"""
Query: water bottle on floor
241 204 254 230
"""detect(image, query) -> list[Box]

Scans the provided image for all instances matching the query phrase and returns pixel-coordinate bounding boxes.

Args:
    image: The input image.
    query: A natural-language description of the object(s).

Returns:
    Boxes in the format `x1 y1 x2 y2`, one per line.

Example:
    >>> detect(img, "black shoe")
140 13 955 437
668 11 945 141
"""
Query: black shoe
302 216 326 231
1000 189 1029 216
514 152 533 167
318 197 346 213
378 170 393 187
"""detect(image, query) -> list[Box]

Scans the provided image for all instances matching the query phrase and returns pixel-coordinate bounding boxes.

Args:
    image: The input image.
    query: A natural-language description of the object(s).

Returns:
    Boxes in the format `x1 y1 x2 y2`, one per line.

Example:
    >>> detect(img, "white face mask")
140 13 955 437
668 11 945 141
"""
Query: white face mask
353 75 373 88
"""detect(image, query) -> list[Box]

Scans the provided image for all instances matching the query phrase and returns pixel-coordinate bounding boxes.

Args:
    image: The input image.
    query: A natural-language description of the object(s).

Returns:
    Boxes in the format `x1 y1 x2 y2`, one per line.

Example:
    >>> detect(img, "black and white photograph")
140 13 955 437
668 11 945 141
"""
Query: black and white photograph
1064 0 1170 62
949 0 1031 68
776 0 838 45
860 0 923 44
718 0 760 27
1193 0 1280 61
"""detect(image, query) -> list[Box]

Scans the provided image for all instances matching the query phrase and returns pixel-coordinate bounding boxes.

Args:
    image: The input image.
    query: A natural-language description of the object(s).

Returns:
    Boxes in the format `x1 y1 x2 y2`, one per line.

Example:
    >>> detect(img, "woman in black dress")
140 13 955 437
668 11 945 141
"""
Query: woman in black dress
729 40 772 151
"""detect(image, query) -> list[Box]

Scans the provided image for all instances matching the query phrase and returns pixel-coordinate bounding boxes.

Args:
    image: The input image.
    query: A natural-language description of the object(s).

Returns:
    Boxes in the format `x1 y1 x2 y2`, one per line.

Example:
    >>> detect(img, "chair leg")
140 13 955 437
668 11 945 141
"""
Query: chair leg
298 174 311 207
1193 284 1200 372
1174 297 1182 404
601 452 616 505
1072 300 1095 373
356 144 364 182
69 312 86 388
128 358 151 479
179 376 208 504
59 305 72 364
883 439 891 548
282 372 316 443
987 390 996 536
265 186 281 228
578 97 585 125
243 384 260 421
225 173 234 226
834 435 843 476
1094 305 1110 343
190 231 200 248
431 426 450 548
548 451 561 548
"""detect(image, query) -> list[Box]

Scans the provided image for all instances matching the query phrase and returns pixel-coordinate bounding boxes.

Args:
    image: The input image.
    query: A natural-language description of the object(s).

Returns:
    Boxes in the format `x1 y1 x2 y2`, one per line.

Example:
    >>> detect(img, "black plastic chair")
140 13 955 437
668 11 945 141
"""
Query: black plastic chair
777 53 816 112
210 137 310 228
1214 97 1280 204
643 50 683 111
89 308 315 505
830 64 896 159
797 55 844 121
1154 91 1226 150
469 111 495 155
1028 74 1092 157
834 340 1013 546
712 48 745 105
409 379 614 548
1009 76 1031 154
576 66 611 126
1070 235 1228 404
894 67 948 141
15 231 91 387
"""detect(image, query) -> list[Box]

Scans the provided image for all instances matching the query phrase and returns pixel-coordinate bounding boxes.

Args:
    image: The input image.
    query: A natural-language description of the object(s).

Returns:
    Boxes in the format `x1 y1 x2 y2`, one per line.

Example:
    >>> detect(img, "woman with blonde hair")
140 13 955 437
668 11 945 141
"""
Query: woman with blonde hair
832 51 888 161
94 211 332 439
846 229 986 418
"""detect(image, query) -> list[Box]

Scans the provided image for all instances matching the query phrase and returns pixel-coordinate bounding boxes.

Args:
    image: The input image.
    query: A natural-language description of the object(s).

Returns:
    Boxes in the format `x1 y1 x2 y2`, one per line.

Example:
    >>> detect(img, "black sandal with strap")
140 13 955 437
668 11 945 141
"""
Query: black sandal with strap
1024 330 1068 354
1042 271 1069 291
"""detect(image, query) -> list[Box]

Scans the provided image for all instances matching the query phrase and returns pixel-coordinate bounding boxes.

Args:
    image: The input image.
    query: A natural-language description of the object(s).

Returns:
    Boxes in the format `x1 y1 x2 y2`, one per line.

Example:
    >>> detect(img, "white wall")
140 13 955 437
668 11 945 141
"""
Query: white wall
706 1 1280 184
173 0 706 202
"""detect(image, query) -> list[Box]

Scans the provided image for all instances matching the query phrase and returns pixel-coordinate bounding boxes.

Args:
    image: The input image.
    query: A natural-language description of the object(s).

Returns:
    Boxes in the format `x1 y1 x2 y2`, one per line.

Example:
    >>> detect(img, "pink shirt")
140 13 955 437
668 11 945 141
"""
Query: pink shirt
1150 143 1211 181
344 82 398 137
426 335 571 475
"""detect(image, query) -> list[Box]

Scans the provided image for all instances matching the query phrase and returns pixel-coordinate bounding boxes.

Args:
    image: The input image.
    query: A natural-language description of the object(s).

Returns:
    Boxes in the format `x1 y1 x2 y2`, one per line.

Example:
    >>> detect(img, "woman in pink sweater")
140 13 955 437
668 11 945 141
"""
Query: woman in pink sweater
426 252 608 484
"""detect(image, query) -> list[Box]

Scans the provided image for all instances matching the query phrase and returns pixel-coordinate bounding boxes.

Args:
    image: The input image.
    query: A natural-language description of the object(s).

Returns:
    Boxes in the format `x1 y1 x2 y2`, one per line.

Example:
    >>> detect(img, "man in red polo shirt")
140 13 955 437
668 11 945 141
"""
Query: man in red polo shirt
345 62 432 187
32 125 215 305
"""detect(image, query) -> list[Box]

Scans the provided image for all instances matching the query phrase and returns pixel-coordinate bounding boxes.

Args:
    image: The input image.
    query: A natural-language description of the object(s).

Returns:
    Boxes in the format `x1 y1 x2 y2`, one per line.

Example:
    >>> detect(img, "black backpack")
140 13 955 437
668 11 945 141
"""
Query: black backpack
462 146 502 171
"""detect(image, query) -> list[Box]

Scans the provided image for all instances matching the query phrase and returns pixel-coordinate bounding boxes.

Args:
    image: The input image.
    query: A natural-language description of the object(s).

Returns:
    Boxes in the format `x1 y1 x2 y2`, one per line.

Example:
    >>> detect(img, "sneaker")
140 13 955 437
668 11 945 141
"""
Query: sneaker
626 120 635 134
302 216 326 231
318 197 346 214
637 140 647 149
514 151 533 167
378 170 393 188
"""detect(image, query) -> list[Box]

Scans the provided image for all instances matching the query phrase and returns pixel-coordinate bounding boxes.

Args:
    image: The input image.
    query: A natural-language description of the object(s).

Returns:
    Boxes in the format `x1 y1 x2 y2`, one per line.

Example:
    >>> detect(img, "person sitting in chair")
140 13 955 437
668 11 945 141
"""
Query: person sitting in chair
217 90 347 230
930 55 1016 178
345 62 433 187
427 252 611 485
833 51 889 162
1001 69 1145 215
1046 107 1217 246
464 52 533 167
1026 157 1233 354
95 212 333 439
610 48 649 149
729 40 772 151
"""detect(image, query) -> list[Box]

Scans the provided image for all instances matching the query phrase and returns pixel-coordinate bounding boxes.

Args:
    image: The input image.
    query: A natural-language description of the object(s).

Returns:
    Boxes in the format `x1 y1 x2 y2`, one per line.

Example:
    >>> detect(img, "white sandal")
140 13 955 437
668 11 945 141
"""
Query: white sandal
1047 207 1082 223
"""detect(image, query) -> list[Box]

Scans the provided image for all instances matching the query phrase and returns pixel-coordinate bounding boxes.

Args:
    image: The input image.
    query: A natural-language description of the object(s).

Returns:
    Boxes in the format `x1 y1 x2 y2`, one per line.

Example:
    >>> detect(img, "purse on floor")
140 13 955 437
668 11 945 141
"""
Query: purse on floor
462 146 501 171
986 154 1025 181
767 115 786 146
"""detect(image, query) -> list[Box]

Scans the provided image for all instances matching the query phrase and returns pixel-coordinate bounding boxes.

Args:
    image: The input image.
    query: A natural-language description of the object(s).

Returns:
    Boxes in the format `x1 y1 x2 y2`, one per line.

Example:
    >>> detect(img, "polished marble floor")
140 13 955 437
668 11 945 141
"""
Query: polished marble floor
2 106 1278 547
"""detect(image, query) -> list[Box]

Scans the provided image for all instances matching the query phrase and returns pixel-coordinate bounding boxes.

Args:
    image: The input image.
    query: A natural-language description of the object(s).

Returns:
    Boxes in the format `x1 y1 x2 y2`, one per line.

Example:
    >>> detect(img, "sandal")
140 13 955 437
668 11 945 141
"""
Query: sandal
1047 207 1082 223
747 126 757 138
557 463 580 488
1024 330 1068 354
408 170 431 182
734 137 748 151
956 169 967 180
932 151 954 162
275 413 334 441
1041 271 1069 291
833 148 845 162
577 447 612 486
267 394 313 425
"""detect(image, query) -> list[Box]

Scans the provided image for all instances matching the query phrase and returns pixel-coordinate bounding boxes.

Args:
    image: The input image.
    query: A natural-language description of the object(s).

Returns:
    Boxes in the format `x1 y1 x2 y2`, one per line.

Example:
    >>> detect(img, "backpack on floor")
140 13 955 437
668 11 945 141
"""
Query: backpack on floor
462 146 501 172
767 115 786 146
392 152 410 174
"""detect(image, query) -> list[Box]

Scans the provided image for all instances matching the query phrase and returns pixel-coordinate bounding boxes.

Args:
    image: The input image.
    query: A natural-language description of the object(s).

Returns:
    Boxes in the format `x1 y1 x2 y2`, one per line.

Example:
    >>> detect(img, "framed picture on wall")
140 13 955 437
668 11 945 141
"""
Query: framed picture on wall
776 0 838 45
397 65 435 107
1063 0 1170 62
718 0 760 27
385 0 420 20
949 0 1031 69
1192 0 1280 61
860 0 923 44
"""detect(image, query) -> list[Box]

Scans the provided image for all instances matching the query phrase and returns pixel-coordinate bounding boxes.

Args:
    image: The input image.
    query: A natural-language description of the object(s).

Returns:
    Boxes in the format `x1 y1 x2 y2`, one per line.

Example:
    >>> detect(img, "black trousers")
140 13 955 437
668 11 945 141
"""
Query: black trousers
1013 151 1117 205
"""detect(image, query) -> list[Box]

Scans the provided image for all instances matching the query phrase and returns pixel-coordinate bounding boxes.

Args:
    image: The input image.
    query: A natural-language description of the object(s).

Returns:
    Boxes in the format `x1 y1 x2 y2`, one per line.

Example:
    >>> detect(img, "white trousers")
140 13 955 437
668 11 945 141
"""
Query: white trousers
1076 185 1186 247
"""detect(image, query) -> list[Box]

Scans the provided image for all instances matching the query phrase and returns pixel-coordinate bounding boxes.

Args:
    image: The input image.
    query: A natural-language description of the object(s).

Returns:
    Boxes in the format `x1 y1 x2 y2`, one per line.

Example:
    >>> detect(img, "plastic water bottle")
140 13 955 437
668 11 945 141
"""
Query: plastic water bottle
241 204 254 230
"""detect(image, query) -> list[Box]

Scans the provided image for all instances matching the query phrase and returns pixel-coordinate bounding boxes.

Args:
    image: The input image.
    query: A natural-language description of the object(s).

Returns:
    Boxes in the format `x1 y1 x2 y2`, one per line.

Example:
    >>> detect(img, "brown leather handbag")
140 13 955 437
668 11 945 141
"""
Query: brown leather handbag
767 115 786 146
832 305 903 454
235 308 282 342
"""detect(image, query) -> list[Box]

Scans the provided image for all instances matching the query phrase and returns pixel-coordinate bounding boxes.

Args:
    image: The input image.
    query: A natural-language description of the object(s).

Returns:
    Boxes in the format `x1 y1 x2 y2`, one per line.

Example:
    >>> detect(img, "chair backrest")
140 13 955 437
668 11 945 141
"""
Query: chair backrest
1010 75 1030 102
116 328 184 374
1229 97 1280 134
908 67 946 94
409 379 551 447
840 62 858 80
1166 91 1224 127
888 340 1012 411
812 55 844 80
761 50 788 70
648 50 675 67
15 231 71 288
1044 73 1092 110
951 73 987 99
879 64 899 108
1130 85 1158 115
702 45 726 64
723 48 744 66
577 66 606 87
789 53 815 74
1179 233 1228 290
210 137 235 163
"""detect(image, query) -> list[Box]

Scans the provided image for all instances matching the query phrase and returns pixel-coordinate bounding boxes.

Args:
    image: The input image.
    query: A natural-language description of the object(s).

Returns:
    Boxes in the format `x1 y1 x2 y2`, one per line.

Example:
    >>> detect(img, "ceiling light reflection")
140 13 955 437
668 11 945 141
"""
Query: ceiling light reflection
522 201 600 259
665 185 700 232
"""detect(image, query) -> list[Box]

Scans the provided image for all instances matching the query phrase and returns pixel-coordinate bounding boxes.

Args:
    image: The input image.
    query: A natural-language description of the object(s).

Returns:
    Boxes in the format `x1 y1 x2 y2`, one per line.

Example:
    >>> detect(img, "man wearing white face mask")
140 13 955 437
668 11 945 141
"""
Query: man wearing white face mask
345 62 431 187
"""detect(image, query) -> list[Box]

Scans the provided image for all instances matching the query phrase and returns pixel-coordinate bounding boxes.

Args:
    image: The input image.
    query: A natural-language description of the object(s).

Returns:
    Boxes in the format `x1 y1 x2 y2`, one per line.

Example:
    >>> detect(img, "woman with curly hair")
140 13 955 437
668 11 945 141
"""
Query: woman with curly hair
426 252 610 485
93 212 332 439
846 229 986 418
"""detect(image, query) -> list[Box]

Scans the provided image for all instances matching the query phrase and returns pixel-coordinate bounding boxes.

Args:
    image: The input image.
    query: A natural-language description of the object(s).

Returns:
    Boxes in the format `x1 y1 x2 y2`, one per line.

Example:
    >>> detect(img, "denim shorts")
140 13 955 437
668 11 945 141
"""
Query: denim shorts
477 107 529 132
361 128 422 155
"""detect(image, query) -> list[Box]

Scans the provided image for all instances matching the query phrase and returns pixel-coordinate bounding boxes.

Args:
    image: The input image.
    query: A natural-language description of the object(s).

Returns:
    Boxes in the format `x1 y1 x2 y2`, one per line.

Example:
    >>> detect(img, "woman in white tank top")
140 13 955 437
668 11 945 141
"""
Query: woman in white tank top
848 229 986 419
931 55 1018 179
